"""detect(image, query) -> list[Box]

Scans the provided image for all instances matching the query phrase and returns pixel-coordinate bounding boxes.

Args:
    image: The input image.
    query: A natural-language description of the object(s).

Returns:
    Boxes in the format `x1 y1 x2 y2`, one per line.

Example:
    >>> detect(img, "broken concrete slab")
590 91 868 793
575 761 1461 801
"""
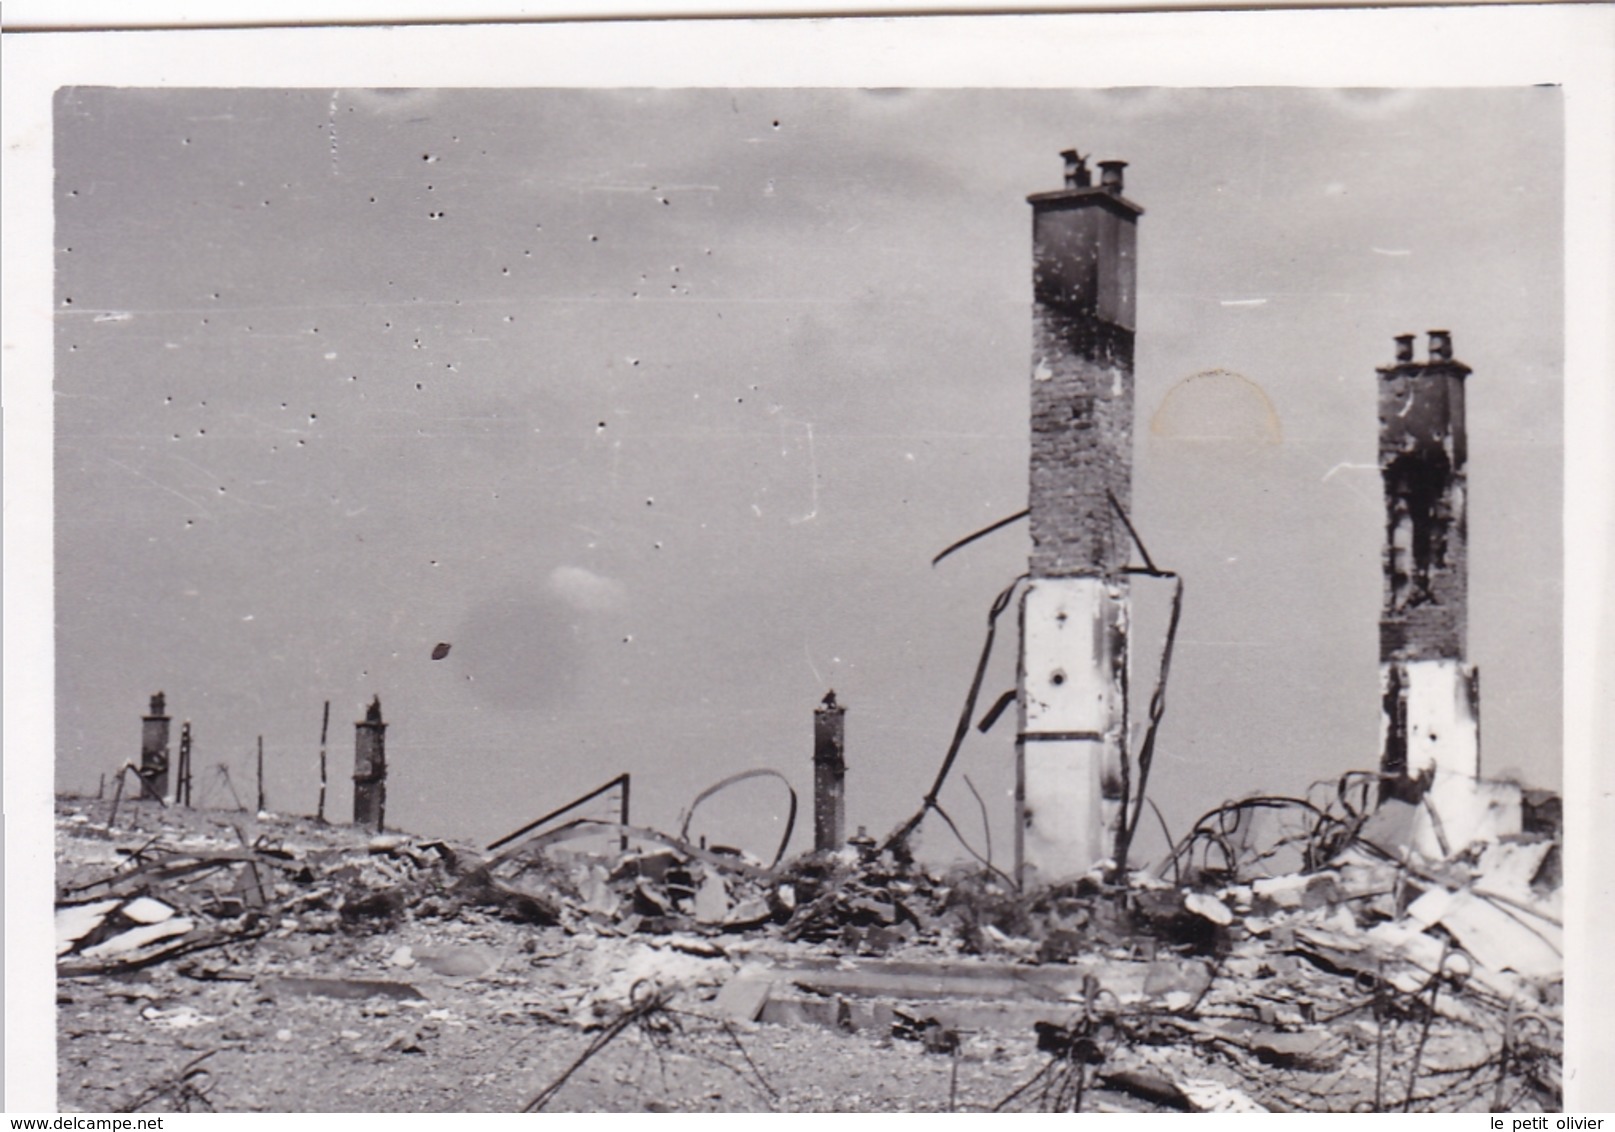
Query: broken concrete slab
577 864 622 918
409 943 503 979
771 956 1094 1003
78 918 196 961
1356 797 1420 857
1294 918 1532 1022
1413 770 1523 860
1405 887 1561 981
1293 921 1441 998
1099 1069 1194 1111
579 942 735 1016
264 976 427 1002
1251 871 1340 912
693 871 730 924
1142 958 1213 1008
1176 1078 1268 1113
55 899 122 956
1183 891 1232 925
1175 1018 1344 1071
722 954 1147 1026
761 991 1100 1040
1473 839 1560 908
712 974 773 1022
724 896 772 927
120 896 179 924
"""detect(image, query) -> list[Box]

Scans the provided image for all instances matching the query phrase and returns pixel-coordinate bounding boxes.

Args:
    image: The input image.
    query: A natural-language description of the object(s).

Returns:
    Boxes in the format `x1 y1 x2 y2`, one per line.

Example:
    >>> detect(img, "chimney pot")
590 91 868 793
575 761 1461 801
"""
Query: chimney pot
1098 160 1128 194
1428 330 1453 363
1394 335 1415 364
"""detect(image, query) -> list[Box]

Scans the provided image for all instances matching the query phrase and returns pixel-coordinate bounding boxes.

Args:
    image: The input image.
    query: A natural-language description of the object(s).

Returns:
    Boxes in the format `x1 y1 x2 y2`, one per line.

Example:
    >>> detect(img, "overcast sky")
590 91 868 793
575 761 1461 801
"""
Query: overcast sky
52 85 1562 864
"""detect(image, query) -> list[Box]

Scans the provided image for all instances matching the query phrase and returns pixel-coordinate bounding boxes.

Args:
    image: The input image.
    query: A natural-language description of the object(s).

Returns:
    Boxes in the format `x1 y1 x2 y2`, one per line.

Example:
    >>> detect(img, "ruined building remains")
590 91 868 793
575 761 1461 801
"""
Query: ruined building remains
1376 331 1517 853
1016 153 1142 883
813 691 847 853
140 692 171 801
353 696 388 831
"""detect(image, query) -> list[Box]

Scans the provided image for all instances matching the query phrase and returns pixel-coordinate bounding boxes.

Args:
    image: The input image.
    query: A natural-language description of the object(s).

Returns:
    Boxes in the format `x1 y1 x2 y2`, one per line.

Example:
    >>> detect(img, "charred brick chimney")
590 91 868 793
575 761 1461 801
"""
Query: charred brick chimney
140 692 171 801
1016 151 1143 884
813 690 847 852
1376 330 1480 807
353 695 388 831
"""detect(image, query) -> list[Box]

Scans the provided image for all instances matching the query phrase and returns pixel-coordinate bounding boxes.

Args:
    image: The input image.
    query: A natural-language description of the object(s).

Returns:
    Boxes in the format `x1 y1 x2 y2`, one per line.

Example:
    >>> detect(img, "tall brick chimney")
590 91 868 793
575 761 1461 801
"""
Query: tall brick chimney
353 695 388 831
1016 151 1142 884
813 690 847 853
140 692 171 801
1376 332 1501 851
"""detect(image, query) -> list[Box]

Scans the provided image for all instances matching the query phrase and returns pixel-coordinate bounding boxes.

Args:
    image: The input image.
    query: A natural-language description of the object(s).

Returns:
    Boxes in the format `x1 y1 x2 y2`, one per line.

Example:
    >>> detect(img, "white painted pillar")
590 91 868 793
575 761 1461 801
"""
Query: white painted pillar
1017 576 1128 883
1395 658 1479 781
1383 657 1518 855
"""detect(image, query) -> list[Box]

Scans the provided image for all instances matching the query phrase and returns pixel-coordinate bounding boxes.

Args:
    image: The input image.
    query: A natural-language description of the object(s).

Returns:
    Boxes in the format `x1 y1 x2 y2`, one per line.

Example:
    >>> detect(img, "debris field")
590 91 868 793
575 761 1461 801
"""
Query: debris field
55 779 1561 1113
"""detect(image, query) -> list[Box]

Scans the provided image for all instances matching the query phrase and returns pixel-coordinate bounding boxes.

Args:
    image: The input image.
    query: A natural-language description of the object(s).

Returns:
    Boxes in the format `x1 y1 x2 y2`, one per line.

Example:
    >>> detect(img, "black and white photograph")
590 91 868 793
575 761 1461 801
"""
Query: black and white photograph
5 9 1613 1116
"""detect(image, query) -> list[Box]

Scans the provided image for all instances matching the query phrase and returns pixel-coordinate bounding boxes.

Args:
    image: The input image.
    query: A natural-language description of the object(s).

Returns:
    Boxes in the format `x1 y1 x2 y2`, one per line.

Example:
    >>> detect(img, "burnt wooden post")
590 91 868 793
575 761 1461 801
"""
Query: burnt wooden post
619 773 630 852
813 690 847 852
317 700 331 823
353 696 387 831
140 692 172 801
107 765 127 828
178 721 194 807
256 735 265 814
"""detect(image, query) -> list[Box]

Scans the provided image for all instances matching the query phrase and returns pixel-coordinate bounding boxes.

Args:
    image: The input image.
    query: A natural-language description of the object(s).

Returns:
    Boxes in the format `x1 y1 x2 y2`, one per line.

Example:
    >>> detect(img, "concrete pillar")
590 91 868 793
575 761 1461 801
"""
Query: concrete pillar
813 691 847 852
1376 331 1506 854
353 696 387 831
1016 152 1142 884
140 692 171 801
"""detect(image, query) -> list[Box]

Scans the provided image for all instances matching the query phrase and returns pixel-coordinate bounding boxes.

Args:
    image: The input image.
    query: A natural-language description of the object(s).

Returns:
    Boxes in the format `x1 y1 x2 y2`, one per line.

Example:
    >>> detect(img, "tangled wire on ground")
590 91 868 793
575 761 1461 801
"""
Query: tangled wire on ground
521 983 778 1113
1166 770 1391 884
994 975 1127 1112
120 1051 217 1113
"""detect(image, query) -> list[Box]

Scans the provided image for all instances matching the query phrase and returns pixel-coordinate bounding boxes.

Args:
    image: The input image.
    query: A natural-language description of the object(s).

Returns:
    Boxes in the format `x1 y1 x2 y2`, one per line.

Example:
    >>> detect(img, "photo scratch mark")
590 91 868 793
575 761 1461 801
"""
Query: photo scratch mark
1321 461 1378 481
780 418 820 525
805 642 824 686
163 451 282 512
1318 460 1380 506
102 455 213 519
327 90 341 176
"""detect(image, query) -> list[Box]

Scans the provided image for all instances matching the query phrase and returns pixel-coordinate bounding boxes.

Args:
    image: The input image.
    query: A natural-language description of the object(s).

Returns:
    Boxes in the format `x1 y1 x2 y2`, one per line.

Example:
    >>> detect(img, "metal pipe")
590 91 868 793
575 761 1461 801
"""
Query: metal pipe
486 772 632 852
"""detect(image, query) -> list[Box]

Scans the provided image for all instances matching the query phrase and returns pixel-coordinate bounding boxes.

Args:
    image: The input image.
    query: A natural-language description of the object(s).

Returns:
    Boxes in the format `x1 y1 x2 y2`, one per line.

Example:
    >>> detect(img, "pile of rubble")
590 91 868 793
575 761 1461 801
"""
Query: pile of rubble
54 776 1562 1113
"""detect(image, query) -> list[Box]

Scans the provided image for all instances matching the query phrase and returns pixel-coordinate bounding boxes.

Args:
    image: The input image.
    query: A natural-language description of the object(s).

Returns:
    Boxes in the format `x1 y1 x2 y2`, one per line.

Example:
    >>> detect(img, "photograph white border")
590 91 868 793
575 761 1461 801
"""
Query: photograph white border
5 7 1611 1114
